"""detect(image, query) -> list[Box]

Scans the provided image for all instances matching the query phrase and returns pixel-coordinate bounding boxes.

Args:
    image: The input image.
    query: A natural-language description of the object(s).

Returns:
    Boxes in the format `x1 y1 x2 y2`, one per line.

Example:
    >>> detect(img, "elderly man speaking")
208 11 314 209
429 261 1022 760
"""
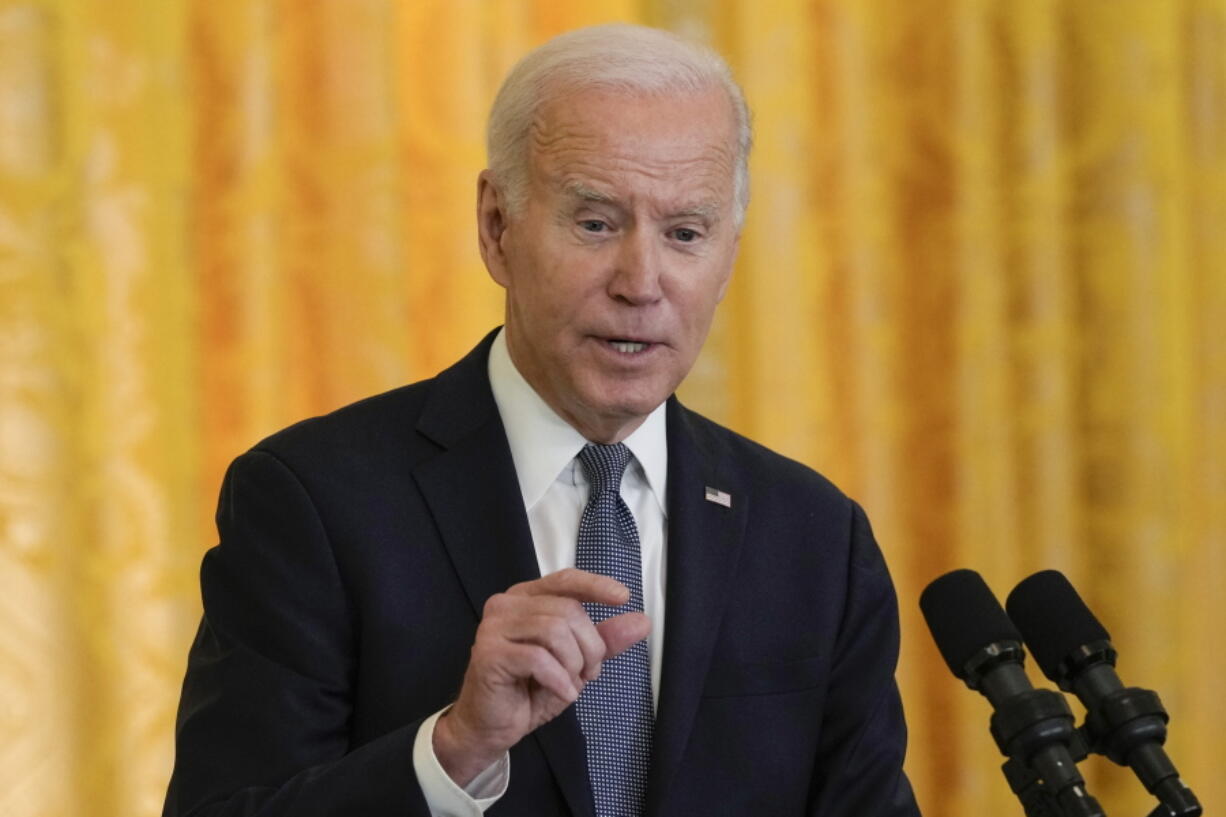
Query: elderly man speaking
164 23 920 817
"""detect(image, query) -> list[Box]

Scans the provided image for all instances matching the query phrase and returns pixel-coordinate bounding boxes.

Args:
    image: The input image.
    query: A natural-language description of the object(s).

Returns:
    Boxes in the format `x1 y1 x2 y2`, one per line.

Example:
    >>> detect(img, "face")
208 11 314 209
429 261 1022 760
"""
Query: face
477 86 741 443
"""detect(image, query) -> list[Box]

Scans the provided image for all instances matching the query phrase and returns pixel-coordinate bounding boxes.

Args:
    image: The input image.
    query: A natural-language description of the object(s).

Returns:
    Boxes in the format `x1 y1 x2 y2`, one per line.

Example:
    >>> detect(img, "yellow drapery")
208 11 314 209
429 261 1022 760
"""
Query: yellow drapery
1 1 1222 815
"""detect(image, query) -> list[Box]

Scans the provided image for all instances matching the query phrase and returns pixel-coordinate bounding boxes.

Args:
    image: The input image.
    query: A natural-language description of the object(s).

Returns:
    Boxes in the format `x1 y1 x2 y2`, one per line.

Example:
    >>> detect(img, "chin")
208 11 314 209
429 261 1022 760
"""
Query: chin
586 388 670 424
566 370 677 430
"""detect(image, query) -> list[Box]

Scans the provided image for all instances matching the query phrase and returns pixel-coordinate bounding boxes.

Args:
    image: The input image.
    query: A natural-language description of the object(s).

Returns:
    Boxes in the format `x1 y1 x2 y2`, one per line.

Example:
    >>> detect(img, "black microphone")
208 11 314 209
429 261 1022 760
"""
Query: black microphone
920 569 1104 817
1007 570 1202 817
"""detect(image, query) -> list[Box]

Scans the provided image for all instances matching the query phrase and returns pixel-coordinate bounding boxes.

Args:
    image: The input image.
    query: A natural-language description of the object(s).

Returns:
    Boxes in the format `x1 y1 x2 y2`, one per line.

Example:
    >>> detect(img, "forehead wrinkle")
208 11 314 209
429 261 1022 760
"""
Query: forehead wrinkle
553 151 733 195
557 167 727 226
544 139 731 178
529 113 597 154
527 96 738 220
529 108 736 181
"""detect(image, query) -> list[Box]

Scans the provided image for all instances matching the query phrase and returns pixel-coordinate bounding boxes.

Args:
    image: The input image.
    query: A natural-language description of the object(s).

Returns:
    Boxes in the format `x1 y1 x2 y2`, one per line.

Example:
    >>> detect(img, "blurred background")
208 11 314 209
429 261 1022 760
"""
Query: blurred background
1 1 1223 815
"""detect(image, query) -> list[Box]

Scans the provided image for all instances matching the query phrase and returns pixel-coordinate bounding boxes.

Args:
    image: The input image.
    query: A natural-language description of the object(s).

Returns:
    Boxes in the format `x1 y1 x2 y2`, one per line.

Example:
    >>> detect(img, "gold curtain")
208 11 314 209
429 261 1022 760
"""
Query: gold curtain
1 1 1222 815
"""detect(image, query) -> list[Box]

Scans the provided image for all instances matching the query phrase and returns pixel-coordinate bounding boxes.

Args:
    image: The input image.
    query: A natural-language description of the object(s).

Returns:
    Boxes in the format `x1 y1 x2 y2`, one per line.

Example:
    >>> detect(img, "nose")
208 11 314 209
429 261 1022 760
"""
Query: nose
608 228 664 305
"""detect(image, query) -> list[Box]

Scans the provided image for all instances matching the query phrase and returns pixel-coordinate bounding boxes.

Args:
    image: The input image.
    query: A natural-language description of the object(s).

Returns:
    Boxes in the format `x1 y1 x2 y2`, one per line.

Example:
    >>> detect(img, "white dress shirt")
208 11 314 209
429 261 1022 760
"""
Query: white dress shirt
412 329 669 816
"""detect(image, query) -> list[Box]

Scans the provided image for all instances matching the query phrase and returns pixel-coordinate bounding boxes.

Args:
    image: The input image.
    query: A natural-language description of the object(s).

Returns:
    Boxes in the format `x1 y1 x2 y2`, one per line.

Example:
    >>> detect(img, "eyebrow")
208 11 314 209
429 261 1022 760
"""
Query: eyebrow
563 181 615 204
671 201 721 220
562 181 722 221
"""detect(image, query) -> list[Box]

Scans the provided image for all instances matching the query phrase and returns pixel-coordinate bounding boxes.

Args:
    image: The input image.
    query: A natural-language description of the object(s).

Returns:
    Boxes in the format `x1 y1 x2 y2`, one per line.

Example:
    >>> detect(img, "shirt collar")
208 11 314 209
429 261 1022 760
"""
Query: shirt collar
487 328 668 514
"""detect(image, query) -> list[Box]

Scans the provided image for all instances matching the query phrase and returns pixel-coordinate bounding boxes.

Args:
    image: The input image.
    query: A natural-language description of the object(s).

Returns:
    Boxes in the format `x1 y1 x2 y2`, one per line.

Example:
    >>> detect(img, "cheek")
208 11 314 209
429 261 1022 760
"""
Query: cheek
534 264 606 321
674 278 726 332
510 271 588 340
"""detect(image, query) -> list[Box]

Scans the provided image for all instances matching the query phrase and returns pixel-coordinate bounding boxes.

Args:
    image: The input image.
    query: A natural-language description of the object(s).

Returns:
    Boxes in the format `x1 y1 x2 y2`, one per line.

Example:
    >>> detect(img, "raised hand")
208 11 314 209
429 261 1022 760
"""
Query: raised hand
432 568 651 786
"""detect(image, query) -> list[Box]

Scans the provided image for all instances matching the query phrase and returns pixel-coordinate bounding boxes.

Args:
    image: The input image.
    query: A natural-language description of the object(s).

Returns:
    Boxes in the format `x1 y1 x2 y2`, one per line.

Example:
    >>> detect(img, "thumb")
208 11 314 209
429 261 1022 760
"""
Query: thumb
595 611 651 658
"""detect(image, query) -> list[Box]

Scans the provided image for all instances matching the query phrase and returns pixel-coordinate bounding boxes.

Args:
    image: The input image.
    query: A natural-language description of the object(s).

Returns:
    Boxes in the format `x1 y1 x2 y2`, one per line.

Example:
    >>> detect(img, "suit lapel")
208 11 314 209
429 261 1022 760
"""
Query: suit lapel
413 332 596 817
645 401 749 816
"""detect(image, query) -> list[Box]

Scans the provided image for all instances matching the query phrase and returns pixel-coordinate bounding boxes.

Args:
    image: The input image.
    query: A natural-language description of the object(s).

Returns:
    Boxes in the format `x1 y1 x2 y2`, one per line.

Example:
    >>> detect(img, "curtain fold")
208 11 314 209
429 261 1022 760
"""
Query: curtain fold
1 2 1222 815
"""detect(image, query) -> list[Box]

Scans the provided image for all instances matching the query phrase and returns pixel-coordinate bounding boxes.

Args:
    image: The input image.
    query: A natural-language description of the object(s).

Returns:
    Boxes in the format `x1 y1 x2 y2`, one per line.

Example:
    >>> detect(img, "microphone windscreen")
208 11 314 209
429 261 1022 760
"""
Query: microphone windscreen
920 569 1021 680
1006 570 1111 683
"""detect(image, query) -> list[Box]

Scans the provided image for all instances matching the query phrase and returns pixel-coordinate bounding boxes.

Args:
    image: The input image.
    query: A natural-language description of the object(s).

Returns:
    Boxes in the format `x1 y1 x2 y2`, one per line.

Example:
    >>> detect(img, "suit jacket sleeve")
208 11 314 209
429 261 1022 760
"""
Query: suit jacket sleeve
807 501 919 816
164 449 434 817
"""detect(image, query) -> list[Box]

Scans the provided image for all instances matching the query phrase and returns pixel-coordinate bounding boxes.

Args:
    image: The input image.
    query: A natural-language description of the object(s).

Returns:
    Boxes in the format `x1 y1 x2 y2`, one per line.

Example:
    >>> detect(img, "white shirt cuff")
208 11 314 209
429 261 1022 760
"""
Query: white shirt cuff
412 708 510 816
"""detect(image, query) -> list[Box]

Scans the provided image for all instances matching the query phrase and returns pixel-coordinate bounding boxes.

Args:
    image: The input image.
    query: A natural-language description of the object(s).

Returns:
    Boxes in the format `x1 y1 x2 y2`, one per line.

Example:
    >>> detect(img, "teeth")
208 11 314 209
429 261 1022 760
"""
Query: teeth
611 341 647 354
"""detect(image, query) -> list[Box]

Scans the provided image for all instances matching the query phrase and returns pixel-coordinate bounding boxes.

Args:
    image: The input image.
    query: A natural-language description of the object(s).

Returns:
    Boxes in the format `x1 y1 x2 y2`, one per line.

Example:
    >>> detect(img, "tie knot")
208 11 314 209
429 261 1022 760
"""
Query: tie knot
578 443 632 497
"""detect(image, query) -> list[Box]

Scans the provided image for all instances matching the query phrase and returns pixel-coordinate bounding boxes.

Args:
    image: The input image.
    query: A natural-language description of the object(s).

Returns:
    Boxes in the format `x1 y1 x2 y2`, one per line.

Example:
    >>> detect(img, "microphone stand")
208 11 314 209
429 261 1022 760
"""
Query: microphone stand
998 680 1203 817
1069 641 1202 817
963 645 1105 817
989 688 1104 817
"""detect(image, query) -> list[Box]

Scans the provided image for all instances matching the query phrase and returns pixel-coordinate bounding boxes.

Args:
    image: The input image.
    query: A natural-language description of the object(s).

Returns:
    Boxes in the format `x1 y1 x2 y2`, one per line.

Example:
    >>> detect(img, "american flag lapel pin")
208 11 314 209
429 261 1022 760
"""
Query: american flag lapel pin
704 486 732 508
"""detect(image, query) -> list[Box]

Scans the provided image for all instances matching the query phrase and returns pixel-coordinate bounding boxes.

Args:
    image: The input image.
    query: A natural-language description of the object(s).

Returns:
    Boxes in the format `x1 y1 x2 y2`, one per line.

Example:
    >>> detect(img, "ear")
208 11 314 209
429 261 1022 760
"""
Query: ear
477 170 511 288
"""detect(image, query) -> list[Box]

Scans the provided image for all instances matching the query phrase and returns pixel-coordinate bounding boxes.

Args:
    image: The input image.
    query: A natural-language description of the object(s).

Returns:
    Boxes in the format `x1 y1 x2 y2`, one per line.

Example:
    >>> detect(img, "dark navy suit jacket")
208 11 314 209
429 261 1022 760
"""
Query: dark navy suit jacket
165 331 920 816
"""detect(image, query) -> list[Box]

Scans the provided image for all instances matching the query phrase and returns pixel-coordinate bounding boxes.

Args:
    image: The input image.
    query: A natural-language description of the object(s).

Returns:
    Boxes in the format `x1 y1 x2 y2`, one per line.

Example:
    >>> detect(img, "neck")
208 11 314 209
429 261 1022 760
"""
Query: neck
568 414 647 445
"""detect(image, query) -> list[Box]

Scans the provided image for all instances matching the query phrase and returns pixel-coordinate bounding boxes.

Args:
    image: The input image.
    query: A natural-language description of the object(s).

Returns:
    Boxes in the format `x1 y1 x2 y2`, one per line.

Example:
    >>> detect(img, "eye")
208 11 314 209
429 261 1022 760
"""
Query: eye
580 219 609 233
671 227 700 243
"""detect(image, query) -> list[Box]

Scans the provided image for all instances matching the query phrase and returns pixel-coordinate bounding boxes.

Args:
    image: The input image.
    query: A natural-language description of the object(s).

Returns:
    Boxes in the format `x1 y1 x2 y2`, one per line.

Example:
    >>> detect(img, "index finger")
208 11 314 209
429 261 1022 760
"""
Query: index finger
507 568 630 607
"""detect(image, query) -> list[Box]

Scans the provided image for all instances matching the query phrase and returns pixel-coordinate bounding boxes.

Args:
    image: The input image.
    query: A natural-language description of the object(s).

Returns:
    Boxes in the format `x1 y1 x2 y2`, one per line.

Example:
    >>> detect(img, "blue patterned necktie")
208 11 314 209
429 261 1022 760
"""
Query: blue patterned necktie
574 442 654 817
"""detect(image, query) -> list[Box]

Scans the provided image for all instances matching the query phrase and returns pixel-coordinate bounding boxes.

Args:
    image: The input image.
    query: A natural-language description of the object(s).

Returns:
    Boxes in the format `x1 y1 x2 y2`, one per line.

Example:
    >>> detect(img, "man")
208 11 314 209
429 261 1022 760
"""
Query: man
165 23 920 817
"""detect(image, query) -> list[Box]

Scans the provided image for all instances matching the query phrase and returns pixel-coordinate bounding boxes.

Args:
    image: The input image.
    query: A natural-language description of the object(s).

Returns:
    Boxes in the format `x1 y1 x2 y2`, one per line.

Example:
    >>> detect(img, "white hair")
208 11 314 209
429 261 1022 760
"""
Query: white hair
486 23 753 225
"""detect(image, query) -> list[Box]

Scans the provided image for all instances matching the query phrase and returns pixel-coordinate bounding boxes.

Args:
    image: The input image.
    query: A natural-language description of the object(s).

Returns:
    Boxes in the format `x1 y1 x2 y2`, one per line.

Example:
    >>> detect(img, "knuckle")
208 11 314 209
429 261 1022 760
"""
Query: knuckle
542 616 571 646
482 593 508 616
522 643 551 668
470 629 498 656
563 597 589 621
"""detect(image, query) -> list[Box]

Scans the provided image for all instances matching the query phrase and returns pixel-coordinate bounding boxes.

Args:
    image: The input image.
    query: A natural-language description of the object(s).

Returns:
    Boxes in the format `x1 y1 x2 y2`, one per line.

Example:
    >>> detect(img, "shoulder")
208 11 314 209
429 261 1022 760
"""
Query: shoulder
209 382 451 515
253 380 438 470
258 377 436 458
243 331 500 477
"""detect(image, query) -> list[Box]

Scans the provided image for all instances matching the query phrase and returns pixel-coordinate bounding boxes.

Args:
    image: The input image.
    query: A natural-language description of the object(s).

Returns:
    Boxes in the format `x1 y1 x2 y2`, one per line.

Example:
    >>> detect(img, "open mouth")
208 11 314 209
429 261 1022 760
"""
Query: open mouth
608 339 651 354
